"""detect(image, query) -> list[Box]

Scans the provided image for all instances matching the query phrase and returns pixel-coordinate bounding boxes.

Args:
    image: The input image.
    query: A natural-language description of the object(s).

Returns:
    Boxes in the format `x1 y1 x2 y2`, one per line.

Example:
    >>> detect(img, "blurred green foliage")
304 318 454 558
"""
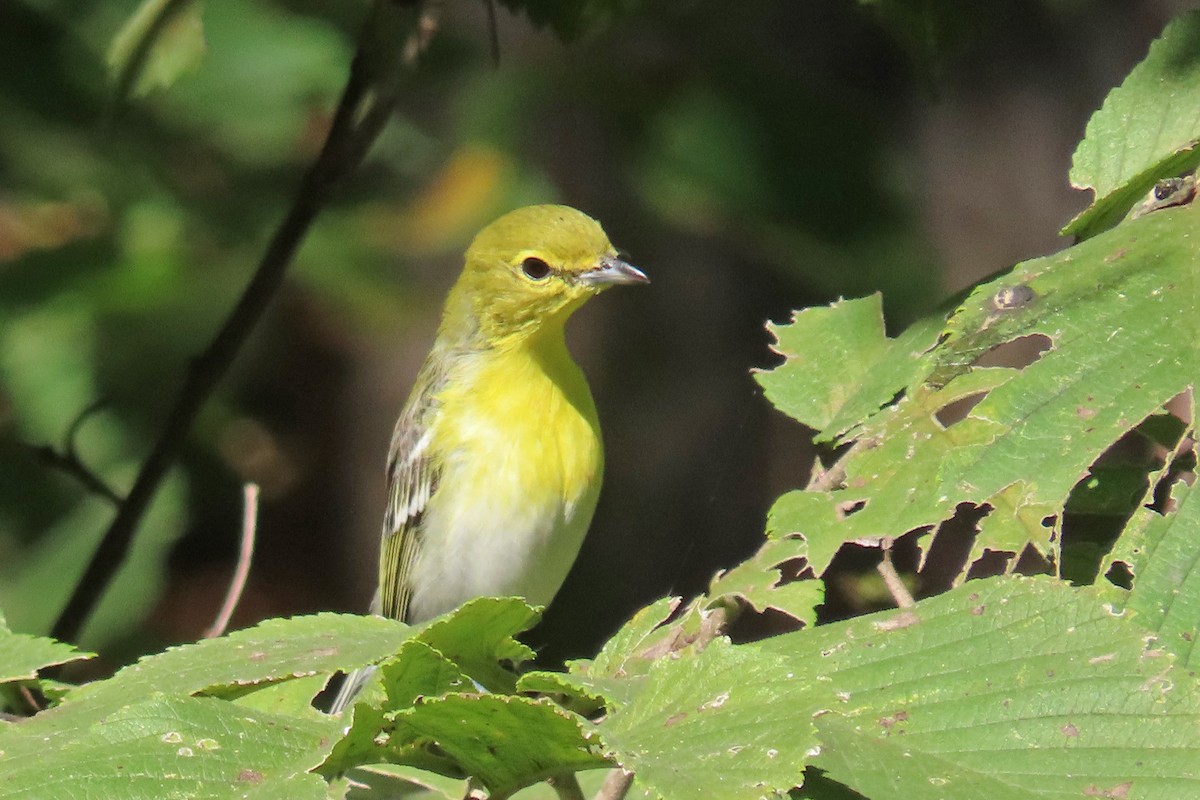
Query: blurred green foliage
0 0 1163 664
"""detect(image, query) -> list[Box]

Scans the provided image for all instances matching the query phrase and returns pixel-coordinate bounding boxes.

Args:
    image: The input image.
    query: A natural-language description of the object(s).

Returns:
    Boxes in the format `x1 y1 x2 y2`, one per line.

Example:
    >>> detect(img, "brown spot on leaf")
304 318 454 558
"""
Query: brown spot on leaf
237 769 264 785
1077 406 1096 419
878 710 908 733
1083 781 1131 798
1104 249 1128 264
665 712 687 728
971 605 986 616
249 652 266 662
1061 723 1079 737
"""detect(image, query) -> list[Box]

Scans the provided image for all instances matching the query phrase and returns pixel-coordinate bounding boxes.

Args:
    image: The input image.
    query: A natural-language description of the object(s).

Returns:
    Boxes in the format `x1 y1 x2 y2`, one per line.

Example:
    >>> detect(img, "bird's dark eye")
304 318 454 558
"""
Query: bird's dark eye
521 257 552 281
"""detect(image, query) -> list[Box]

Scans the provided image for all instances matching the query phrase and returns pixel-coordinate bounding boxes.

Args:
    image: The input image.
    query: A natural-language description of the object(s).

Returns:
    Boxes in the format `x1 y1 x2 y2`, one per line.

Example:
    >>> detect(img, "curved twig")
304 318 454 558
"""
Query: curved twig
204 483 259 638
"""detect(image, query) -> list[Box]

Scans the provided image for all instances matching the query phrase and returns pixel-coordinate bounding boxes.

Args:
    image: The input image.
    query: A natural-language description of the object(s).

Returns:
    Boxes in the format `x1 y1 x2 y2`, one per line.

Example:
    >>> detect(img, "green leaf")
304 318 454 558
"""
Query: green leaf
707 535 823 625
1064 11 1200 239
390 695 609 797
108 0 206 103
757 295 943 441
588 596 680 679
758 296 890 432
518 597 682 714
344 764 465 799
415 597 539 692
765 490 849 577
0 622 92 684
380 640 471 711
764 201 1199 575
599 638 820 800
0 695 339 800
761 576 1200 799
1113 460 1200 668
322 640 475 775
230 674 332 719
66 612 412 719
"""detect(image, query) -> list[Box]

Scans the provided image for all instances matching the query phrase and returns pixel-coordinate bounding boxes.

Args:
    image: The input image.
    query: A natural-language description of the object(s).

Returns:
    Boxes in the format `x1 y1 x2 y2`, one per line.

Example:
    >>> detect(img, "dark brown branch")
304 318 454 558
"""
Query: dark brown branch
51 0 431 645
27 399 122 506
28 444 122 507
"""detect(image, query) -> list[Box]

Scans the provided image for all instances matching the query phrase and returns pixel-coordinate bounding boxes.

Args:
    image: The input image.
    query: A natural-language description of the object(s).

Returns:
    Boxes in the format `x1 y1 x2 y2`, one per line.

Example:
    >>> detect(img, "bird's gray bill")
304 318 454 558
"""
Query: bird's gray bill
580 255 649 286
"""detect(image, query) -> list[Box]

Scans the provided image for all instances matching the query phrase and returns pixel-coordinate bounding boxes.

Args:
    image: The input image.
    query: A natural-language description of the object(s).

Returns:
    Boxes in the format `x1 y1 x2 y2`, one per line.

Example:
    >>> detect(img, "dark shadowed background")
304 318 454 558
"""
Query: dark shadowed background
0 0 1186 670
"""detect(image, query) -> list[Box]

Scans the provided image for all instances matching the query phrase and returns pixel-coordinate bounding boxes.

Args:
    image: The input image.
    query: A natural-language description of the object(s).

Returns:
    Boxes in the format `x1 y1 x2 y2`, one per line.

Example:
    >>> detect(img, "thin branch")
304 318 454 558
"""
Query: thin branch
877 540 915 609
27 398 122 506
28 444 122 506
594 769 634 800
204 483 259 638
51 0 429 646
484 0 501 66
806 438 874 493
17 684 43 715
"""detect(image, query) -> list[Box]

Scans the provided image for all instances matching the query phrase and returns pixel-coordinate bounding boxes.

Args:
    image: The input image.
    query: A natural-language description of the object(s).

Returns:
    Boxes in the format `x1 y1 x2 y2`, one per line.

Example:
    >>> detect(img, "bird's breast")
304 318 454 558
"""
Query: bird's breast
407 336 603 620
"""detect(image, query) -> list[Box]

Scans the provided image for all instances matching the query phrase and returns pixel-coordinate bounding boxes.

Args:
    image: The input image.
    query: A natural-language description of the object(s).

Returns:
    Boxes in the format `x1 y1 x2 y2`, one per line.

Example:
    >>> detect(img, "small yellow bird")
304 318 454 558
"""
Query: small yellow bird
332 204 646 711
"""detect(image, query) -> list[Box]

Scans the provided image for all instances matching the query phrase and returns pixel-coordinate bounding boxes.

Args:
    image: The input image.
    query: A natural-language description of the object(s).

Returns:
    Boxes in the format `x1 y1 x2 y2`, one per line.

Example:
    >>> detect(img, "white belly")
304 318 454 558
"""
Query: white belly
406 453 597 622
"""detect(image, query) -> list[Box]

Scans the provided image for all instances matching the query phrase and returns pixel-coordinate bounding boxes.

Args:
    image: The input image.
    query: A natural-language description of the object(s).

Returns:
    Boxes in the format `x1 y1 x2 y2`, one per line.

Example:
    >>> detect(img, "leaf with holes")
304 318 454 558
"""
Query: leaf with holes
1108 437 1200 668
707 535 824 625
759 200 1199 578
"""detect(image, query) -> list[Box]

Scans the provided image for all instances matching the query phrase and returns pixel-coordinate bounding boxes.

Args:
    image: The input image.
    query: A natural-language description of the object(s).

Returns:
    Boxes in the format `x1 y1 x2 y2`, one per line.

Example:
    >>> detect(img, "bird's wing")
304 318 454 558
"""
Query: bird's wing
378 358 447 622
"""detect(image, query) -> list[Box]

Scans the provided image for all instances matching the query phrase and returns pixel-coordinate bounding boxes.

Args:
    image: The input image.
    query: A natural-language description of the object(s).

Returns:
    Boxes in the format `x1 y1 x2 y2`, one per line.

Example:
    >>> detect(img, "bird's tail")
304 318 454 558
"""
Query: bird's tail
328 664 376 715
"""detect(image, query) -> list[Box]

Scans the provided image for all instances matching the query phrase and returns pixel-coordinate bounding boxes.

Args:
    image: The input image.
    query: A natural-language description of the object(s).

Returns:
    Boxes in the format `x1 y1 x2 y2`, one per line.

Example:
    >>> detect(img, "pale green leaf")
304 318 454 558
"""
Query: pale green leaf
64 612 412 720
322 640 471 775
761 576 1200 799
599 638 819 800
390 695 608 797
1113 463 1200 668
757 295 890 432
0 695 338 800
230 674 331 719
0 623 92 684
415 597 539 691
707 535 823 625
1064 11 1200 239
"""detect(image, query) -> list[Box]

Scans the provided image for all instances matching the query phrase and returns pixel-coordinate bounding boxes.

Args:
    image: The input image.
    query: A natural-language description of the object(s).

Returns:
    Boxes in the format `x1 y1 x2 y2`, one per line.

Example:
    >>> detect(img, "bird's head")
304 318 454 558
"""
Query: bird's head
445 205 648 346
